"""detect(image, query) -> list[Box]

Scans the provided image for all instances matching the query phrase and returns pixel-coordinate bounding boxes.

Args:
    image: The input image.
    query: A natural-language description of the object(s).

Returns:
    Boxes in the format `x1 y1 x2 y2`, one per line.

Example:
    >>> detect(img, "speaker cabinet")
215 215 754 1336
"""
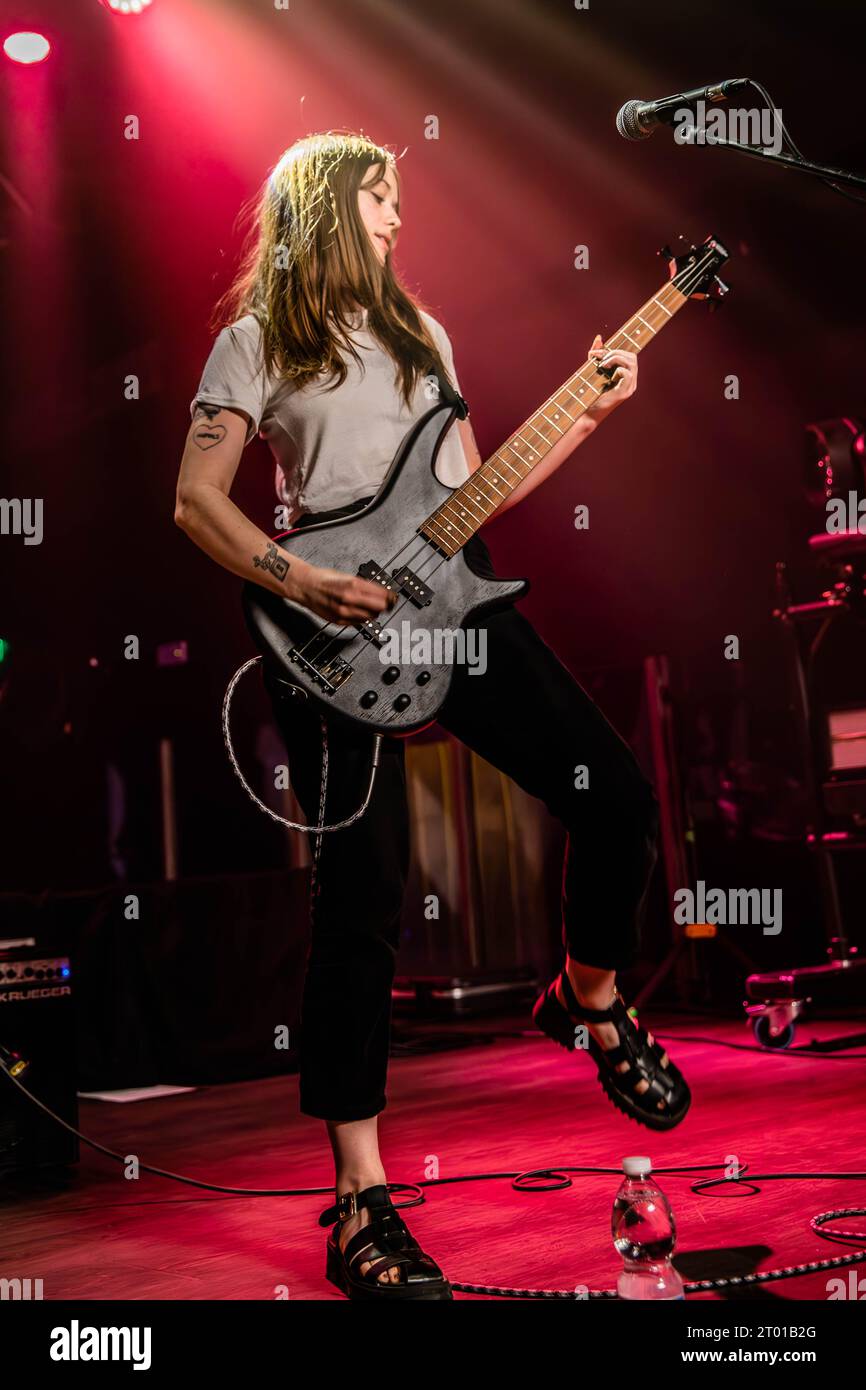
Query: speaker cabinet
0 946 79 1176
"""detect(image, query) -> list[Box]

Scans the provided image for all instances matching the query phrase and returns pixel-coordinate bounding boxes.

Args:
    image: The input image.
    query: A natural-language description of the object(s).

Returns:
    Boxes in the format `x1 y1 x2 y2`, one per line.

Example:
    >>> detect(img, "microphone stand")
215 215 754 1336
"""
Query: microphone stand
677 125 866 194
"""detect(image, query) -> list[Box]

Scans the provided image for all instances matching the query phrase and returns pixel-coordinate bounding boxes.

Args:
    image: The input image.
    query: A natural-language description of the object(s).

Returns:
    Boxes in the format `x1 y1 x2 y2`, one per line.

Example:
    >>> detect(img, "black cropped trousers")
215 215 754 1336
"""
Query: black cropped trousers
263 499 659 1122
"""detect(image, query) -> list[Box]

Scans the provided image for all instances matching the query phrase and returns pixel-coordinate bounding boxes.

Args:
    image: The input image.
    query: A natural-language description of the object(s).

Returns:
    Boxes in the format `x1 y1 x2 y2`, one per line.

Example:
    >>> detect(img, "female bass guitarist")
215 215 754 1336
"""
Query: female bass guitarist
175 130 690 1302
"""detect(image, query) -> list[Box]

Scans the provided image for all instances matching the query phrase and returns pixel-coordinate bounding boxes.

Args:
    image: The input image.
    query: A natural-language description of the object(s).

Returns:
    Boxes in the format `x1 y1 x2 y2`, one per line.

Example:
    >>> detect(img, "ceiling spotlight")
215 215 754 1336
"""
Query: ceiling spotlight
98 0 154 14
3 32 51 64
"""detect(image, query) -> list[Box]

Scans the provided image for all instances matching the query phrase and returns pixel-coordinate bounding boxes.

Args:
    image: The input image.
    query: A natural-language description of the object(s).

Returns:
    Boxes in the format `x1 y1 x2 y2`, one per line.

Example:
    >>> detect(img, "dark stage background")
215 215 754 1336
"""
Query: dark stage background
1 0 864 951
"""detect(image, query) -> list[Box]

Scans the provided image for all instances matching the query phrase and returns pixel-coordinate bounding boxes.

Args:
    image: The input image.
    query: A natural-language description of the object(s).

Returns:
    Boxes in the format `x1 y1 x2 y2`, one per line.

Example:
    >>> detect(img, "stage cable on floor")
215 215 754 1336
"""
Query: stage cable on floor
3 1061 866 1298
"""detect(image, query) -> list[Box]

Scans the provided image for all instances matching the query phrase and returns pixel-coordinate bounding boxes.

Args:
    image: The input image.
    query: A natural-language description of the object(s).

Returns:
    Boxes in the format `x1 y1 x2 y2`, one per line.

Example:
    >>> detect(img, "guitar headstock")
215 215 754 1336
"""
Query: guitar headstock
660 234 730 305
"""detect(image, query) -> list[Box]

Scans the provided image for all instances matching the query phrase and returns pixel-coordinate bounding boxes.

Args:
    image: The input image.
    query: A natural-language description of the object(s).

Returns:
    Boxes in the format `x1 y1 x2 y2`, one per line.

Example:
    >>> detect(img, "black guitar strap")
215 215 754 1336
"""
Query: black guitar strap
432 364 469 420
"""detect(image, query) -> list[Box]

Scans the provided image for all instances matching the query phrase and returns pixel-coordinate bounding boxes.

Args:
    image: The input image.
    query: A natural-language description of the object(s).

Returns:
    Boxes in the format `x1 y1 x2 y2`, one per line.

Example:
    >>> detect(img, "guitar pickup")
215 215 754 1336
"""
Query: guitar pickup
357 561 397 598
358 618 386 645
357 559 431 608
390 566 432 608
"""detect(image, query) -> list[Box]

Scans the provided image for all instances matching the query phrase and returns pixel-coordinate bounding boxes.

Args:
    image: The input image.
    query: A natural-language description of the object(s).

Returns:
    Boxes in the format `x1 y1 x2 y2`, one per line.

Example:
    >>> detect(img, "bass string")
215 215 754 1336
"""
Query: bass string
289 525 441 667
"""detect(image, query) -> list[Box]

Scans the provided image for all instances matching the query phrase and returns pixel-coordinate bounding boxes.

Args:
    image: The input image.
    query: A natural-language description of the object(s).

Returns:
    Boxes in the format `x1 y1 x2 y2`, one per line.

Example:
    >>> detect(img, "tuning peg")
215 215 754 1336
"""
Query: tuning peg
706 275 730 310
658 243 674 261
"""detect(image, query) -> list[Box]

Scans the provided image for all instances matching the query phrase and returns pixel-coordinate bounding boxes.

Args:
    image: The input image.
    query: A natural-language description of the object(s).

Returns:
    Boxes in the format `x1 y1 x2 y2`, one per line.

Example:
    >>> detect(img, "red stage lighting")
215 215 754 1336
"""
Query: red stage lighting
98 0 154 13
3 32 51 64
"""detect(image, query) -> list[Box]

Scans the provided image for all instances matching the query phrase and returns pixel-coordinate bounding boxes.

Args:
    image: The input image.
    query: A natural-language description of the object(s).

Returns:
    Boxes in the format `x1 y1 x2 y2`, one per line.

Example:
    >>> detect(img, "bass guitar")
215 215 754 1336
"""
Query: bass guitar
242 235 730 734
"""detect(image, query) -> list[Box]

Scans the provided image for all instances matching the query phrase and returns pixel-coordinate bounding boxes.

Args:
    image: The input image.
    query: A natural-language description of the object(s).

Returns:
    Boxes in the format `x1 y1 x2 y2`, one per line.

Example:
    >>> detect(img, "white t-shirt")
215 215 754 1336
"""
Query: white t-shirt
190 308 470 521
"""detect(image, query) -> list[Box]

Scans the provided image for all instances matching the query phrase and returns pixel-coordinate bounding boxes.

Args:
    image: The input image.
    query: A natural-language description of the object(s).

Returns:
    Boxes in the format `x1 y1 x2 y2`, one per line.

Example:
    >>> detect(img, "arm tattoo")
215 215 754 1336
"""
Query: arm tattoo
192 401 227 451
253 543 290 582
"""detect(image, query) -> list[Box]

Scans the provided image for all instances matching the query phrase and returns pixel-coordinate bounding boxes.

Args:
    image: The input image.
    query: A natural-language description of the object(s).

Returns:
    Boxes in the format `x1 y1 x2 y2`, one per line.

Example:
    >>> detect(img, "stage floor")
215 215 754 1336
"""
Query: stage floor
4 1008 865 1301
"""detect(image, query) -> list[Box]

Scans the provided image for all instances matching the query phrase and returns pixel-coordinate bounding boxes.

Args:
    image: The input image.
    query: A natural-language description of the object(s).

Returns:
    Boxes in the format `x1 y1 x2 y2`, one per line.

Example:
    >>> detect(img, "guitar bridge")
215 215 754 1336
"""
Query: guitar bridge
288 631 353 694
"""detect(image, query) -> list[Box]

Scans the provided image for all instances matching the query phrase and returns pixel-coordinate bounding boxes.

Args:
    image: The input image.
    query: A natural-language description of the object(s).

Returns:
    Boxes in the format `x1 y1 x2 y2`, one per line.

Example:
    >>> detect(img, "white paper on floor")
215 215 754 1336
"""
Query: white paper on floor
77 1085 196 1103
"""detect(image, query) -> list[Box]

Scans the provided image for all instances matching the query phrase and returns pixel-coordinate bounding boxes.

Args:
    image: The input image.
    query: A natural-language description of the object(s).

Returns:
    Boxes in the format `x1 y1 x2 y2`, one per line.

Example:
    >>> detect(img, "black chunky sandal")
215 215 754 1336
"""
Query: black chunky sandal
533 971 691 1131
318 1184 453 1300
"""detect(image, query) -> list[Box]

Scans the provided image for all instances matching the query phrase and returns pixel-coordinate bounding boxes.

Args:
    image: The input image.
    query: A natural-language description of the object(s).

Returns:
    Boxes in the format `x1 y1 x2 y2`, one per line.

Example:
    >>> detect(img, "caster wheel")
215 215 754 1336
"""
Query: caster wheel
753 1015 796 1050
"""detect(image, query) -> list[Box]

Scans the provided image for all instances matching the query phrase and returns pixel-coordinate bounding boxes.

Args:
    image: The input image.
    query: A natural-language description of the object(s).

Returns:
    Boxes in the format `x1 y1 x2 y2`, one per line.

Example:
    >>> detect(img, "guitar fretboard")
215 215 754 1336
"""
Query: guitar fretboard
419 276 688 557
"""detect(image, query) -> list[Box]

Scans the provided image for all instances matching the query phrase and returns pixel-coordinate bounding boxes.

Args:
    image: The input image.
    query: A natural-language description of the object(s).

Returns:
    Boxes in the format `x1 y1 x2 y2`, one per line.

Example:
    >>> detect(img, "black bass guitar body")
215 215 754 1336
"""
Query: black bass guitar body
241 399 528 735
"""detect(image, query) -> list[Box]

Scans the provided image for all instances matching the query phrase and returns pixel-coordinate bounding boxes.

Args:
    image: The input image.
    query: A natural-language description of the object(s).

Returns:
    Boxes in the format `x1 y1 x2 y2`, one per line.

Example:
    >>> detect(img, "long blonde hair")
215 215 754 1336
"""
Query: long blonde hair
211 130 451 409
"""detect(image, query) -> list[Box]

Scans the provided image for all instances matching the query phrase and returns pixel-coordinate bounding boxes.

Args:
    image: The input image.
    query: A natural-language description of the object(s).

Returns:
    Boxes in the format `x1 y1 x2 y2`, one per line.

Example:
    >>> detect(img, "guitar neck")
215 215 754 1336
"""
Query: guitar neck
419 274 689 556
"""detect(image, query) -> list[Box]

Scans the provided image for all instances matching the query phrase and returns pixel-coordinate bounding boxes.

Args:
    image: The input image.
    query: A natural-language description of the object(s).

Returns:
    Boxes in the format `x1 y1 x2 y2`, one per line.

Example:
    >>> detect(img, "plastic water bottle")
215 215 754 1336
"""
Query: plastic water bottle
612 1156 685 1300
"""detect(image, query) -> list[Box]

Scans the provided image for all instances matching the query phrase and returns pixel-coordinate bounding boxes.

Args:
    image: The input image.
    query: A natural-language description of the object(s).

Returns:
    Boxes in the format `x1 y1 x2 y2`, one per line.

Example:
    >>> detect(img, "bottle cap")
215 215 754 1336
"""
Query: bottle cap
622 1156 652 1176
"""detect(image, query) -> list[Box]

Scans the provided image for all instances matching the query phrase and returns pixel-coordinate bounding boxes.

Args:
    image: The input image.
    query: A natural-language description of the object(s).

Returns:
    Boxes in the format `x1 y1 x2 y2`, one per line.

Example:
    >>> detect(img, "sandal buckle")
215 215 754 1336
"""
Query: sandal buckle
336 1192 358 1220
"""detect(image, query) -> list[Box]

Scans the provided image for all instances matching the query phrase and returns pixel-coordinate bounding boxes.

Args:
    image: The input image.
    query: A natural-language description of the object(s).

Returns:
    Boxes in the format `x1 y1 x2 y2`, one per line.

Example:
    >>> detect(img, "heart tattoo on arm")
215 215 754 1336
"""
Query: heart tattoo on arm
192 401 228 450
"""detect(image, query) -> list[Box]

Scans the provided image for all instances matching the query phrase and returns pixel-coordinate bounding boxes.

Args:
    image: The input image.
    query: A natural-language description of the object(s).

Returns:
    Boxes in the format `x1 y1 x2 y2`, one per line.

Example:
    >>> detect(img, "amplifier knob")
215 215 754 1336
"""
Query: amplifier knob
393 694 411 711
360 690 379 708
382 666 401 684
416 671 431 685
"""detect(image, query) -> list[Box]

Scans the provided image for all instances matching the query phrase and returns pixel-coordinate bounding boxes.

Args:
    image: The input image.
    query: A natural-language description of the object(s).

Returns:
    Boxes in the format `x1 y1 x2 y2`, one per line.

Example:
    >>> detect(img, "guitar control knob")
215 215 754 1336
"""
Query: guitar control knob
382 666 401 684
393 693 411 712
359 691 379 708
416 671 431 685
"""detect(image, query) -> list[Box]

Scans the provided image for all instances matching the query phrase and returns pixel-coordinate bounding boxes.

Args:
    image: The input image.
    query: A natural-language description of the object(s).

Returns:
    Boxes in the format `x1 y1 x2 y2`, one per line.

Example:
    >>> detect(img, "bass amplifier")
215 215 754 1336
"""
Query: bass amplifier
0 942 79 1176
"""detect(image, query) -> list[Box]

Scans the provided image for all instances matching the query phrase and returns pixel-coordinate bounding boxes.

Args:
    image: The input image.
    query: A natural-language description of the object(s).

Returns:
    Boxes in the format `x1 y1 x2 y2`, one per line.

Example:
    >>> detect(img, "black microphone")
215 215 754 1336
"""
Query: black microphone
616 78 750 141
